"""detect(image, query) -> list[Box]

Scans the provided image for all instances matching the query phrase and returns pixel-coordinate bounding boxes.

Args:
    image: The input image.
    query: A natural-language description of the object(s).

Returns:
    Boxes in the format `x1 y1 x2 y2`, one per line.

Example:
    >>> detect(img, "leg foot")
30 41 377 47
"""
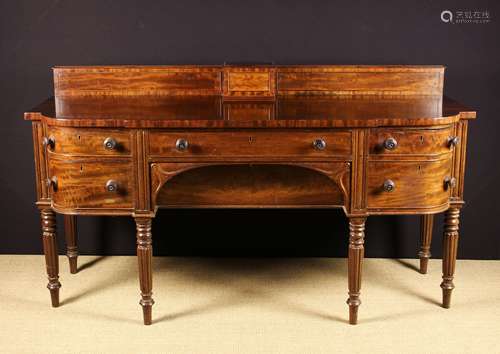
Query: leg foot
40 208 61 307
347 299 360 325
418 214 433 274
347 217 366 325
442 288 452 309
64 215 78 274
440 206 460 308
48 284 60 307
135 217 154 325
141 301 153 325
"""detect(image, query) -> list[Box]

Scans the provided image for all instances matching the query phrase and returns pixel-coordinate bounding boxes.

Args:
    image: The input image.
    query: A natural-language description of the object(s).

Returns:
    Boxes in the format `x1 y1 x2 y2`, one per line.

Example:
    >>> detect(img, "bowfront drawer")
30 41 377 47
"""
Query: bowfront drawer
149 130 352 158
48 158 133 210
368 126 456 157
46 127 132 156
367 158 453 210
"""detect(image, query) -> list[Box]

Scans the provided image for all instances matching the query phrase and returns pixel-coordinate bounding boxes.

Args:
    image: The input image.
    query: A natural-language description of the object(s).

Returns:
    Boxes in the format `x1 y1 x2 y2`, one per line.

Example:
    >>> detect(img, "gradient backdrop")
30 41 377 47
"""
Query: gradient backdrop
1 0 498 259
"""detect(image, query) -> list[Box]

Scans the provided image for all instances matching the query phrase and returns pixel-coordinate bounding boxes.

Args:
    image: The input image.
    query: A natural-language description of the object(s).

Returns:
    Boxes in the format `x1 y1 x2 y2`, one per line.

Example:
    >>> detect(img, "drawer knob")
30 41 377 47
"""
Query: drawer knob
312 138 327 150
42 136 55 150
103 137 117 150
175 138 189 151
447 136 460 148
105 180 118 192
383 137 398 150
444 176 457 190
383 179 395 192
46 176 58 191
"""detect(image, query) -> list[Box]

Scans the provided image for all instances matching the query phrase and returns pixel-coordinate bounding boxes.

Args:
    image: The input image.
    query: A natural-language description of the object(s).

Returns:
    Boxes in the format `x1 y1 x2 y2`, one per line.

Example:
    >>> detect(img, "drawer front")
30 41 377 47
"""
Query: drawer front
367 159 452 210
368 126 454 156
47 127 132 156
149 131 352 158
48 159 133 209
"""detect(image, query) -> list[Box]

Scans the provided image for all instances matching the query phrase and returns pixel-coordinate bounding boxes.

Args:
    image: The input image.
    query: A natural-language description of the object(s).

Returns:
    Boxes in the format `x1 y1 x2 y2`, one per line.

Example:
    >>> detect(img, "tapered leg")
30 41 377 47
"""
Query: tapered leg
64 215 78 274
347 217 366 325
441 207 461 308
418 214 434 274
40 208 61 307
135 217 154 325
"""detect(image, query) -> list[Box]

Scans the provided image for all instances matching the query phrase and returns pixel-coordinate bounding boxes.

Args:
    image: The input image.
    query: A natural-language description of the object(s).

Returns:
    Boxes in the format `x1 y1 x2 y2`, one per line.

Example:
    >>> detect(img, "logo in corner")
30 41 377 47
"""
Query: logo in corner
441 10 453 23
441 9 491 24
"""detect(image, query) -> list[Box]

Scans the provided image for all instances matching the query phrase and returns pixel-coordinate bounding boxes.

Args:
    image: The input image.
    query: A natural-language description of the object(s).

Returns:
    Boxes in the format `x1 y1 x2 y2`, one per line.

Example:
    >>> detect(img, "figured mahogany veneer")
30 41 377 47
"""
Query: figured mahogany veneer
25 64 476 326
367 158 452 212
148 130 352 158
48 158 133 211
46 127 133 156
368 126 454 157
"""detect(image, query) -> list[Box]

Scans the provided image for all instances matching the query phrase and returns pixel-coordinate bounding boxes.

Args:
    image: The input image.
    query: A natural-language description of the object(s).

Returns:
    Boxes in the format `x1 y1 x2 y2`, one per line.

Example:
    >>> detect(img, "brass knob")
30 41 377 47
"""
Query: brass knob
105 180 118 192
42 136 55 150
383 179 395 192
312 138 327 150
447 136 460 148
383 137 398 150
444 176 457 190
175 138 189 151
46 176 58 191
103 137 117 150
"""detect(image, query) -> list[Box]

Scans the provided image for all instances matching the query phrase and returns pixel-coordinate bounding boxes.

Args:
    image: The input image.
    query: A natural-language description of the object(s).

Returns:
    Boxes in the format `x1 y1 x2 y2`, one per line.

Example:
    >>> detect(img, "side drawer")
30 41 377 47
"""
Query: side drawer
48 158 133 210
368 126 455 156
149 130 352 158
46 127 132 156
367 158 452 210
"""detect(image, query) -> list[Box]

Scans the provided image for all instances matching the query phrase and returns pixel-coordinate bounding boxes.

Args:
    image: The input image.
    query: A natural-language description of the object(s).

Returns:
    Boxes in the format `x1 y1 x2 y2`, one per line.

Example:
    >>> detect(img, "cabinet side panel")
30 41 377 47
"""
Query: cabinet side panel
32 122 49 201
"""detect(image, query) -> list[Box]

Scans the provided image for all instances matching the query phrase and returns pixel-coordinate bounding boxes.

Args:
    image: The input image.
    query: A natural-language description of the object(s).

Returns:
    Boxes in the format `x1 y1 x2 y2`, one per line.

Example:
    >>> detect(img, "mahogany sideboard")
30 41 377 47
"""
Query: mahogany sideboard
25 65 476 325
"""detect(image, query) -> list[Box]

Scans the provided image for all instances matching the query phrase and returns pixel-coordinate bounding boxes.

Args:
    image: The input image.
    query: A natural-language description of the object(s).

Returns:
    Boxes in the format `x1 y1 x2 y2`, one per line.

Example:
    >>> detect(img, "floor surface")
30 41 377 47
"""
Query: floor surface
1 255 499 353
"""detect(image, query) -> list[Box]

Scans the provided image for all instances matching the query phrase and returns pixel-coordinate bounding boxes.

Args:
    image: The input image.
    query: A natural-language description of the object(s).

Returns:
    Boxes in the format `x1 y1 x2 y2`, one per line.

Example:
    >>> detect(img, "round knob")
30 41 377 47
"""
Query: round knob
383 137 398 150
383 179 395 192
175 138 189 151
42 136 55 150
103 137 117 150
46 176 58 191
447 136 460 148
444 176 457 190
312 138 327 150
105 180 118 192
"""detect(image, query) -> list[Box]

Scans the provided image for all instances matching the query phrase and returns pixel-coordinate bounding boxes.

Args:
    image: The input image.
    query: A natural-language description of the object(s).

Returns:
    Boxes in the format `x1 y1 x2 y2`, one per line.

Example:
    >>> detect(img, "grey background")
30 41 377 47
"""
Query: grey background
1 0 498 259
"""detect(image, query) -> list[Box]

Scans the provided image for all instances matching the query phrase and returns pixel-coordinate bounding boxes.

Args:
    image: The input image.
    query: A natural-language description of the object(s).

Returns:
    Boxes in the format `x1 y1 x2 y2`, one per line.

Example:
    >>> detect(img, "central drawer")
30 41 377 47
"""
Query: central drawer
149 130 352 158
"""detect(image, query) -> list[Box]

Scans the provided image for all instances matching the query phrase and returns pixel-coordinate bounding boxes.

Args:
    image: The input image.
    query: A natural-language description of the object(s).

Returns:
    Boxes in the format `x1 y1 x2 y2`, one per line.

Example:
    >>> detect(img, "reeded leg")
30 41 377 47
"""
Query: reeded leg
135 217 154 325
64 215 78 274
40 208 61 307
347 217 366 325
441 207 461 308
418 214 434 274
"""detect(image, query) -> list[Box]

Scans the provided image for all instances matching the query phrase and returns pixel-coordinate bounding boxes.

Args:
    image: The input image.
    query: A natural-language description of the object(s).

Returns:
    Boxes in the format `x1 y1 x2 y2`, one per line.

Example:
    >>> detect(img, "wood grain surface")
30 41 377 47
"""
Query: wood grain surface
367 158 452 211
25 64 475 326
148 130 352 158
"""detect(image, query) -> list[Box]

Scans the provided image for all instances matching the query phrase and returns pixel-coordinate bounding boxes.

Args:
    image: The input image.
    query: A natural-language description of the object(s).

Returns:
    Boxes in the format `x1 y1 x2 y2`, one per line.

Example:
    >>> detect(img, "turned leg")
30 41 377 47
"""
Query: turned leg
347 217 366 325
441 206 461 308
135 217 154 325
64 215 78 274
40 208 61 307
418 214 434 274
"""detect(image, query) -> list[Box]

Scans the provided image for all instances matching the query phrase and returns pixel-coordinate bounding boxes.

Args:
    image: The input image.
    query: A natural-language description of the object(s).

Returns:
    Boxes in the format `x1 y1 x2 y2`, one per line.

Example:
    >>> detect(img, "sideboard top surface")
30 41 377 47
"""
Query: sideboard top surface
25 65 476 128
